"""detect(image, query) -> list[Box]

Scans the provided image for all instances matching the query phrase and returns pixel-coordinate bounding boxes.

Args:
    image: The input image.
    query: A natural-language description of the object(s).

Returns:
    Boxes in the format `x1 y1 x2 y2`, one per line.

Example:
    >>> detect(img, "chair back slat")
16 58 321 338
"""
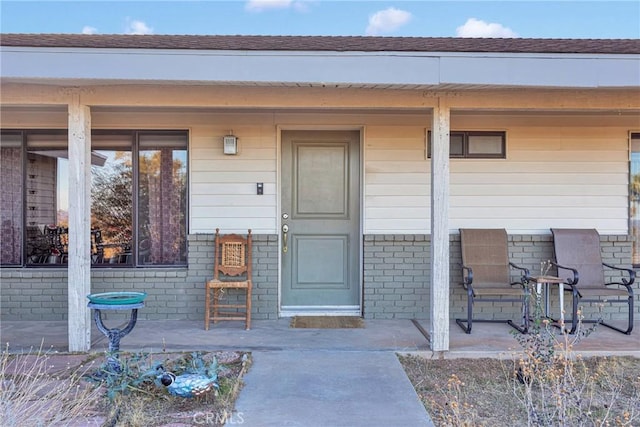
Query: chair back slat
460 228 510 286
213 229 252 279
551 228 605 288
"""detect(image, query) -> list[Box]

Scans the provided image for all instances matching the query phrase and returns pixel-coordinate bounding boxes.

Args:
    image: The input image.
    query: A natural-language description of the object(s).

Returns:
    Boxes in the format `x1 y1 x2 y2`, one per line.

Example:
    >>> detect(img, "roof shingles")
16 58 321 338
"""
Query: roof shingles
1 33 639 54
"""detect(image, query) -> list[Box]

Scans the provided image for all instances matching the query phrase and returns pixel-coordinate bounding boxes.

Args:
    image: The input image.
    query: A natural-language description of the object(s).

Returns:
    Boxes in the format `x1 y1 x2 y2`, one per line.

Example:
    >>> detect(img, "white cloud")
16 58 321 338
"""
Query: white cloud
82 26 97 35
366 7 412 36
245 0 314 13
245 0 292 12
456 18 518 38
292 0 313 13
124 19 153 35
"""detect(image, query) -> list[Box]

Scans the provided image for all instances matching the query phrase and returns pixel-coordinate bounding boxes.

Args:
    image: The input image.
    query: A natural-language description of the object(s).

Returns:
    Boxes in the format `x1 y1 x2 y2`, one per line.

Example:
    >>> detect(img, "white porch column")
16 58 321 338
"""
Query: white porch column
67 93 92 352
430 98 450 352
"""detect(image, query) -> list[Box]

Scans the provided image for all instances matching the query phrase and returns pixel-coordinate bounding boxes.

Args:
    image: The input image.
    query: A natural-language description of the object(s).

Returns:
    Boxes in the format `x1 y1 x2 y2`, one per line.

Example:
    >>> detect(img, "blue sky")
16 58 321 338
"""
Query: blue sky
1 1 639 39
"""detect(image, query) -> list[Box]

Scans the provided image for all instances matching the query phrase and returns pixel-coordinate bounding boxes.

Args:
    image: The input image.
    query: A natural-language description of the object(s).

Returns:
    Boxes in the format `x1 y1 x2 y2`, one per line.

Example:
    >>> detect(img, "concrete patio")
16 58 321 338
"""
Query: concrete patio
2 318 638 358
2 318 638 427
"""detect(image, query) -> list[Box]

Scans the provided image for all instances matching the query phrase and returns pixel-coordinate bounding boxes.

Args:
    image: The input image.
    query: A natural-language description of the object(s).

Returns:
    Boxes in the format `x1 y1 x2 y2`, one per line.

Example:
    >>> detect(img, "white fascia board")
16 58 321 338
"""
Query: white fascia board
1 47 638 88
440 55 640 88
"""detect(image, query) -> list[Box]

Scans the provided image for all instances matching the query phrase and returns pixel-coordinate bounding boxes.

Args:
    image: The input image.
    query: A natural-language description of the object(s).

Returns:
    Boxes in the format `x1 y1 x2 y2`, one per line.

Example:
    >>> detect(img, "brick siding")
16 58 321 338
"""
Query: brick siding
0 233 279 321
2 233 636 323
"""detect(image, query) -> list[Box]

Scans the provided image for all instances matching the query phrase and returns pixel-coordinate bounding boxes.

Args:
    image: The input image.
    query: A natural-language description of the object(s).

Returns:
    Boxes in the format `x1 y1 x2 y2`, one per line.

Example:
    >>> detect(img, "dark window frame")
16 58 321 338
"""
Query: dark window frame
428 130 507 159
629 132 640 267
0 128 189 268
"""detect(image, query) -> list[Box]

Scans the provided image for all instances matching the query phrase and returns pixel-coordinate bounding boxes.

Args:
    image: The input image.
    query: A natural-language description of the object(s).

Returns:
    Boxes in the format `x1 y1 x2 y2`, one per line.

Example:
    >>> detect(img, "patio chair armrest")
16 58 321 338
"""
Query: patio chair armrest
602 262 636 286
550 261 579 285
509 262 531 282
461 265 473 286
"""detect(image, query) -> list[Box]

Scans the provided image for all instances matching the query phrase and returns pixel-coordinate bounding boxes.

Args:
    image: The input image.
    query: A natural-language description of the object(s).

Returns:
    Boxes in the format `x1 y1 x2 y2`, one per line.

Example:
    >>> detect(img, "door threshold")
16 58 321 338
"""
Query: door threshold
280 305 361 317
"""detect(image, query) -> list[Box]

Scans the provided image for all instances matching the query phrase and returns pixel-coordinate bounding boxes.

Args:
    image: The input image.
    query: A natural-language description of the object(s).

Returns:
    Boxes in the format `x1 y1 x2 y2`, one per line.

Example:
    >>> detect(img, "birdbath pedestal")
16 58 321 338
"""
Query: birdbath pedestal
87 292 146 370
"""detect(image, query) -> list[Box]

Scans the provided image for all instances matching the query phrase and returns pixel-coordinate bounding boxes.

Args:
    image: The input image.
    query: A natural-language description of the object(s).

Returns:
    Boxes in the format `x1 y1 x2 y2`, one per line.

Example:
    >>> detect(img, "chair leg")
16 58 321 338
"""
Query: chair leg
245 285 252 330
506 295 528 334
455 292 529 334
455 293 474 334
599 296 633 335
213 288 220 324
204 283 210 331
569 291 579 334
521 293 529 333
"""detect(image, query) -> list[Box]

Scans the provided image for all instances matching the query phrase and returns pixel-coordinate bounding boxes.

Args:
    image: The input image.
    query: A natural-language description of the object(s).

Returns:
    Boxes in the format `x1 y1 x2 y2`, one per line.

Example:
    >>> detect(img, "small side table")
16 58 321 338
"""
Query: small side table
530 275 567 324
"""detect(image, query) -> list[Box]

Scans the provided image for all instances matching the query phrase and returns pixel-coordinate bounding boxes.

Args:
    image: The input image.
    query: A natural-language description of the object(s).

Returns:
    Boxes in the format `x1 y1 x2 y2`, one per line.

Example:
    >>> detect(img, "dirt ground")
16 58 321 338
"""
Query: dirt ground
1 349 251 427
398 354 640 427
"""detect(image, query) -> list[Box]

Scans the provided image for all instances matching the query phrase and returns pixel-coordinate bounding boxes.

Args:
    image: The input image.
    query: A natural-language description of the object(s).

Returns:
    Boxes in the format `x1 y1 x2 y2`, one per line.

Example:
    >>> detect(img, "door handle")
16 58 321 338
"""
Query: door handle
282 224 289 253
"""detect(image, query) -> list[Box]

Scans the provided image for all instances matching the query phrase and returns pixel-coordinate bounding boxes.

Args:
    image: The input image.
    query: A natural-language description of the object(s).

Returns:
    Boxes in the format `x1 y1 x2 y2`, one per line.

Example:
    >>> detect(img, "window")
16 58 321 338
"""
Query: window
0 130 188 267
0 132 24 266
630 132 640 266
137 133 188 265
428 131 506 159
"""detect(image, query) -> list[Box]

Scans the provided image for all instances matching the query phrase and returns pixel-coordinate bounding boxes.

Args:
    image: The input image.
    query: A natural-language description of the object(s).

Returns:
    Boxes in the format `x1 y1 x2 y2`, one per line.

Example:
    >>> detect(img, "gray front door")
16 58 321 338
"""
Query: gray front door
281 130 360 312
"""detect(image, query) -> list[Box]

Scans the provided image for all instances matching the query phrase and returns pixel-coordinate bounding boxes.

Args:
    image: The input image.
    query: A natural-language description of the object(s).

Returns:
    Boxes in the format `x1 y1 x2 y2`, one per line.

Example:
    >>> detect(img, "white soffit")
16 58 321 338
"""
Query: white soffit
1 47 639 89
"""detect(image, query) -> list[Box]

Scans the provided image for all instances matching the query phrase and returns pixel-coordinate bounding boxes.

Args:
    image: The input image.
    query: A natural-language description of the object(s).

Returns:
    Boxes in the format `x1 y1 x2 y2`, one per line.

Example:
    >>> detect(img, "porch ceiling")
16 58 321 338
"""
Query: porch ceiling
2 104 639 117
4 76 627 92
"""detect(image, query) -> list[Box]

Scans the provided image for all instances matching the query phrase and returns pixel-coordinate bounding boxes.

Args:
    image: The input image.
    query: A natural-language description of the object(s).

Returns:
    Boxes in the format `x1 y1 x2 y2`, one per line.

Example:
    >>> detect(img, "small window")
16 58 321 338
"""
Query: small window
450 133 464 157
428 131 506 159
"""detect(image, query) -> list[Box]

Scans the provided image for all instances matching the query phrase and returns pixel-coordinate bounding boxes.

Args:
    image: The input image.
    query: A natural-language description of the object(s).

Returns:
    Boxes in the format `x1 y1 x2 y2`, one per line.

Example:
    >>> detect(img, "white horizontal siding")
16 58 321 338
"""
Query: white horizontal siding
449 122 630 234
364 115 635 234
364 125 429 234
1 106 635 236
190 125 277 234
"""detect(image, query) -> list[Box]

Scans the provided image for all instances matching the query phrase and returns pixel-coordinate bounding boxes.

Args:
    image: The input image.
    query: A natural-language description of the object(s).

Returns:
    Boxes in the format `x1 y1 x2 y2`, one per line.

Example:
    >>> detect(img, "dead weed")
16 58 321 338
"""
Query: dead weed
398 355 640 427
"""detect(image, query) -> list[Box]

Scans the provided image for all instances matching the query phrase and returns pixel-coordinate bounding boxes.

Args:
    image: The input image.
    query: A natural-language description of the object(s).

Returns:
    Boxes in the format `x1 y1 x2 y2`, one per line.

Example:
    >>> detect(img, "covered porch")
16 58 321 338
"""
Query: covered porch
3 318 639 358
1 35 639 355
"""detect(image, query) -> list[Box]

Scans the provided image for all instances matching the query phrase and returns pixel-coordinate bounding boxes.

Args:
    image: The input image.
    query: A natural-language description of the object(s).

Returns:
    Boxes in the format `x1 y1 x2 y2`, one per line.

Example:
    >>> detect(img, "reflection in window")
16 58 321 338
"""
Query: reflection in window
25 133 69 265
91 133 133 264
427 131 506 158
0 129 188 267
0 132 23 265
138 133 188 265
630 133 640 265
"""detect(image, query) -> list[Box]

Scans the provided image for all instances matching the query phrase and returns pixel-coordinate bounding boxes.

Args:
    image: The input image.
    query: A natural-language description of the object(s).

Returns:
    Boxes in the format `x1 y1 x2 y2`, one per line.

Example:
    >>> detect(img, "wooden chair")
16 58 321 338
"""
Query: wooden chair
205 229 252 330
456 228 531 334
551 228 635 335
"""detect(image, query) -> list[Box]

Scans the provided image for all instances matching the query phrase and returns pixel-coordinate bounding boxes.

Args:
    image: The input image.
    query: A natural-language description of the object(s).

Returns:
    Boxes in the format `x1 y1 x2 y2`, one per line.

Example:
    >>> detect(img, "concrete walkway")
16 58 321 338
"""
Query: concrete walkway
1 319 435 427
235 350 432 427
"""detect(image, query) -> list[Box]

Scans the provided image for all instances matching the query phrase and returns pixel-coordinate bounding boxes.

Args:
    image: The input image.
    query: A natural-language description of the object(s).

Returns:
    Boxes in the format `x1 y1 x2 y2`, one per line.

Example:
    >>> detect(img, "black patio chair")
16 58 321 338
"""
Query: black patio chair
456 228 531 334
551 228 635 335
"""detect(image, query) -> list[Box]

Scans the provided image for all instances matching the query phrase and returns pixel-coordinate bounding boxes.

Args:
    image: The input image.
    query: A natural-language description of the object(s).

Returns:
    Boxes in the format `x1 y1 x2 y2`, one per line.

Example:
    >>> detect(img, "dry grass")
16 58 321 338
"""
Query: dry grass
400 320 640 427
1 344 104 426
401 295 640 426
0 346 251 427
400 354 640 426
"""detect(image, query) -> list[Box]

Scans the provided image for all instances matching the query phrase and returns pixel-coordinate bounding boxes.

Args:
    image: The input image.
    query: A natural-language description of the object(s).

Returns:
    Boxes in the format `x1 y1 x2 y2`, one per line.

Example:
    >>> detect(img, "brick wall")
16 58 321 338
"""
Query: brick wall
0 233 279 321
364 233 638 322
363 235 430 320
2 233 636 322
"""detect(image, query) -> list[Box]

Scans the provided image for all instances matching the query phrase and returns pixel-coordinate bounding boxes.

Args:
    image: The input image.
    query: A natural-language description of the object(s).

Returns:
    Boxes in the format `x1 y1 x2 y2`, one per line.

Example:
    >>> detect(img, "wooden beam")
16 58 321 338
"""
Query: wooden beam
430 98 450 352
1 83 639 111
67 92 92 352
